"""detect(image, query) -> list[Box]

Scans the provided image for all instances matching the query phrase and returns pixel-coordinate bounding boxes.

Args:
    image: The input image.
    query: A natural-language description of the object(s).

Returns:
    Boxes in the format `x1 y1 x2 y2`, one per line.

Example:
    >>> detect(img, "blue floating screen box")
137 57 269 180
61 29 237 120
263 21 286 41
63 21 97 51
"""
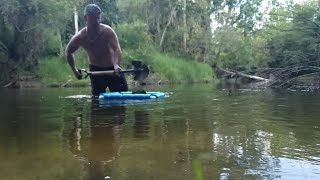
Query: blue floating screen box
99 92 166 100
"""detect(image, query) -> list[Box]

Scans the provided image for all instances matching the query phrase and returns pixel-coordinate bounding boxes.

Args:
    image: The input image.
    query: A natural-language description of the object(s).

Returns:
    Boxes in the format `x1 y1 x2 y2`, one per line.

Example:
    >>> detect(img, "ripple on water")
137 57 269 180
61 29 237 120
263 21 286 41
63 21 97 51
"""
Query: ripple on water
62 95 92 99
274 157 320 180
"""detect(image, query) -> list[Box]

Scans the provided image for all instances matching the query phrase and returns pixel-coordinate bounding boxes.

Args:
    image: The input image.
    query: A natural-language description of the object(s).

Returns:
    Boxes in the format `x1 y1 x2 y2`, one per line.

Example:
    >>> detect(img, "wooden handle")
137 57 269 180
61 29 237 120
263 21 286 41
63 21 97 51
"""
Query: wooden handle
78 60 149 81
89 70 115 75
89 69 138 75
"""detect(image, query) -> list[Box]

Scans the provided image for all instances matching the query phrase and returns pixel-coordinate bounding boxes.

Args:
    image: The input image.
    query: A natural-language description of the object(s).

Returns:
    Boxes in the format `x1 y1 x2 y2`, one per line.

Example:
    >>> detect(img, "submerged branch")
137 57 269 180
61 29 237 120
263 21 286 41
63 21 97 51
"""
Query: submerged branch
216 65 320 90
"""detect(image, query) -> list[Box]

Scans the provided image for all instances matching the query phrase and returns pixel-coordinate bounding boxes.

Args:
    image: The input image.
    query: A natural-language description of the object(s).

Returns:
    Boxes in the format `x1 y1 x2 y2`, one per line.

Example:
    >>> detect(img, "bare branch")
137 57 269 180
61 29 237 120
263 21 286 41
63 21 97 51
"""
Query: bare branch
14 24 39 32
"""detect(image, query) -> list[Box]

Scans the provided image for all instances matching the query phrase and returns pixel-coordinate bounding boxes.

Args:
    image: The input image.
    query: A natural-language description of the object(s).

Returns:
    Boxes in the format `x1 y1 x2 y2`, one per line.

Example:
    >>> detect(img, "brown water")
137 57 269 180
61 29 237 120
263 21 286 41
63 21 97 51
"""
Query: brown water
0 84 320 180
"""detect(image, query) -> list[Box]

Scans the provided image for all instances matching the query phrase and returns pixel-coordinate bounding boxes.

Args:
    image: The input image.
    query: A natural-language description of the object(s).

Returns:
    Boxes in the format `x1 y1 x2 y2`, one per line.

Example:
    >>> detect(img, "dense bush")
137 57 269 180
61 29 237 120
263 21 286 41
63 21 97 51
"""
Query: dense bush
115 21 153 67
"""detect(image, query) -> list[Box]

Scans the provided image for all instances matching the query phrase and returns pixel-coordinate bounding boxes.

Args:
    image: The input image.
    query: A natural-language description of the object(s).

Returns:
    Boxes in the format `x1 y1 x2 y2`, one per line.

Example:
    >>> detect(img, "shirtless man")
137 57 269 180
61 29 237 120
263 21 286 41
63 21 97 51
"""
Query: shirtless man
66 4 128 96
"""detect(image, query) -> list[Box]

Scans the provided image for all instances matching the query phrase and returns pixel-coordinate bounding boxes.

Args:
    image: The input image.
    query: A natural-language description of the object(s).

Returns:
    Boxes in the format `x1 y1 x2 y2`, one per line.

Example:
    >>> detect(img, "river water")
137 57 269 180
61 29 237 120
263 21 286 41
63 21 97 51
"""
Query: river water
0 84 319 180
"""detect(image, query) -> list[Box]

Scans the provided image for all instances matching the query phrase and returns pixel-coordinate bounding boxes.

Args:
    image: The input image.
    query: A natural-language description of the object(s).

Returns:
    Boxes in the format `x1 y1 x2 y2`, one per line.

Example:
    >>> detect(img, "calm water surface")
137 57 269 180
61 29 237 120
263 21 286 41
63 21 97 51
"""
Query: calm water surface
0 84 320 180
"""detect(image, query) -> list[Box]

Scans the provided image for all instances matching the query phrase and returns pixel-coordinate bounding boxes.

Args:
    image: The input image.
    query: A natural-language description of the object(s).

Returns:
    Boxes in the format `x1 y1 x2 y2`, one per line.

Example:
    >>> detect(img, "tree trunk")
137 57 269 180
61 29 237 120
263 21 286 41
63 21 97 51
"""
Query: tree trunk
155 1 161 38
159 8 175 51
57 29 64 57
74 7 79 34
182 0 187 50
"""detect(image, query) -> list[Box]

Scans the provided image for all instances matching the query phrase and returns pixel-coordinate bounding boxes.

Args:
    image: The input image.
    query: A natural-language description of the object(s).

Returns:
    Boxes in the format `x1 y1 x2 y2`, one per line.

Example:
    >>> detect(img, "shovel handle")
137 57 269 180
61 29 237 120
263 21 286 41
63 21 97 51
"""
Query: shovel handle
77 60 149 80
89 70 115 75
78 69 143 79
78 69 114 79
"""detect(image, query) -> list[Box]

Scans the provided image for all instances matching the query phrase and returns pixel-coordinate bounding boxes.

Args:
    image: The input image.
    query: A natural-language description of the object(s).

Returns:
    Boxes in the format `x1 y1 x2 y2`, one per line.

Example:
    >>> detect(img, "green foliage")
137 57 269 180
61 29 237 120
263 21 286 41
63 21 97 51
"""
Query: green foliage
38 51 89 86
116 21 151 51
187 26 212 63
2 0 320 84
118 0 213 59
38 50 214 85
266 1 320 67
161 28 184 54
83 0 120 26
250 31 270 68
115 21 154 68
42 30 63 56
39 56 73 85
149 53 213 82
211 26 267 70
210 0 264 35
117 0 148 23
0 0 77 84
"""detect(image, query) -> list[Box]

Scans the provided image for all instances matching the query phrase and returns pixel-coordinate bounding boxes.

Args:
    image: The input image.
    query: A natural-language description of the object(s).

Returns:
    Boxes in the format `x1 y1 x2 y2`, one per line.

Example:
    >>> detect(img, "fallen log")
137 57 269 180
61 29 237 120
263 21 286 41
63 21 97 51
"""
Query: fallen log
216 65 320 90
4 81 16 88
218 67 270 82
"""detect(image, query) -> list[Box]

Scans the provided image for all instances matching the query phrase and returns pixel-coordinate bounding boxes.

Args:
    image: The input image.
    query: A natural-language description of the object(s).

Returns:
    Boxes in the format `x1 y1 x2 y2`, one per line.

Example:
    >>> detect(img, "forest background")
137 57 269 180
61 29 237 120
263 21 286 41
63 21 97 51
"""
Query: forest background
0 0 319 86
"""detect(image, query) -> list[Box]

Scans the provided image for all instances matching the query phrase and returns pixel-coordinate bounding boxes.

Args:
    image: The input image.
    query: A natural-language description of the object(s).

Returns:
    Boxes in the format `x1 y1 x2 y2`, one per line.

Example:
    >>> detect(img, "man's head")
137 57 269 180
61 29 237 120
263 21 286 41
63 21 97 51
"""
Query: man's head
84 4 101 27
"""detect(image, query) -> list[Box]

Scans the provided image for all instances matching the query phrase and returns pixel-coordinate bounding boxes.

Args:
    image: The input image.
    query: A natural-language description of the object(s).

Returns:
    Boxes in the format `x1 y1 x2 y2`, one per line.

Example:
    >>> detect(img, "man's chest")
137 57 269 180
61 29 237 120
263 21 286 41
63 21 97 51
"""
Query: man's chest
81 37 111 52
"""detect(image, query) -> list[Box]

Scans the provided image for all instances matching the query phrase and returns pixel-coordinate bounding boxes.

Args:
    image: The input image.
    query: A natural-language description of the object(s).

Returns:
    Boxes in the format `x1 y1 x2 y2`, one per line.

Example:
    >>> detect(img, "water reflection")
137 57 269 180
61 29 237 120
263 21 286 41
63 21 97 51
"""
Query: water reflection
67 99 125 180
1 86 320 179
133 110 150 138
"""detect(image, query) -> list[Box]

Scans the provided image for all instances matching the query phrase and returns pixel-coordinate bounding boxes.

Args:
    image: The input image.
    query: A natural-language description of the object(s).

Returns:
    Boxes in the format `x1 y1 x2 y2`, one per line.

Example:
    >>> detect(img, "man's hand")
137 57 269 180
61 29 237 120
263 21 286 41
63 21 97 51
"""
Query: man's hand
73 69 83 80
114 64 123 76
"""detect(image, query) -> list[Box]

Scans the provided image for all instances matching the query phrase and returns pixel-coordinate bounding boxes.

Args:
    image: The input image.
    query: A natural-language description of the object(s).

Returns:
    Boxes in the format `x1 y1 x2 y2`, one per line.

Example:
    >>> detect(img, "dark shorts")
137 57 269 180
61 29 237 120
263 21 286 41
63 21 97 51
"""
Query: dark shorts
89 64 128 96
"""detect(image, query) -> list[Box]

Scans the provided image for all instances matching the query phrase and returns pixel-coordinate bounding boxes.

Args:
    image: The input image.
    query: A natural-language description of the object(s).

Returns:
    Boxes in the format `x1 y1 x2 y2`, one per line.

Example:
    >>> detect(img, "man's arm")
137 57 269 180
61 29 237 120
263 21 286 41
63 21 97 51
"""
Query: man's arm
65 35 82 80
107 27 122 73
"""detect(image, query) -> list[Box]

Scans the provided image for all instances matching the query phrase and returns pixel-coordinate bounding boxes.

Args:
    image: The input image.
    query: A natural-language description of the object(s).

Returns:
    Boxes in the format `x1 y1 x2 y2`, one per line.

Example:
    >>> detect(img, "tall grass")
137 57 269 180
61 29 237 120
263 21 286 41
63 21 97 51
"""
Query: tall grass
38 50 90 86
39 50 214 86
148 53 214 83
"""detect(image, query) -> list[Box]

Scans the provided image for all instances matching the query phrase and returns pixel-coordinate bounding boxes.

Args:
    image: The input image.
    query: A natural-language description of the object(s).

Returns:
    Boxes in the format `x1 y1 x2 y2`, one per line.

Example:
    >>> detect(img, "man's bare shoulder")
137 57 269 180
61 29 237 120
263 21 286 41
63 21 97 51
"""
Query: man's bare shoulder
100 24 113 30
66 28 87 51
72 28 87 41
100 24 116 35
67 28 85 44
